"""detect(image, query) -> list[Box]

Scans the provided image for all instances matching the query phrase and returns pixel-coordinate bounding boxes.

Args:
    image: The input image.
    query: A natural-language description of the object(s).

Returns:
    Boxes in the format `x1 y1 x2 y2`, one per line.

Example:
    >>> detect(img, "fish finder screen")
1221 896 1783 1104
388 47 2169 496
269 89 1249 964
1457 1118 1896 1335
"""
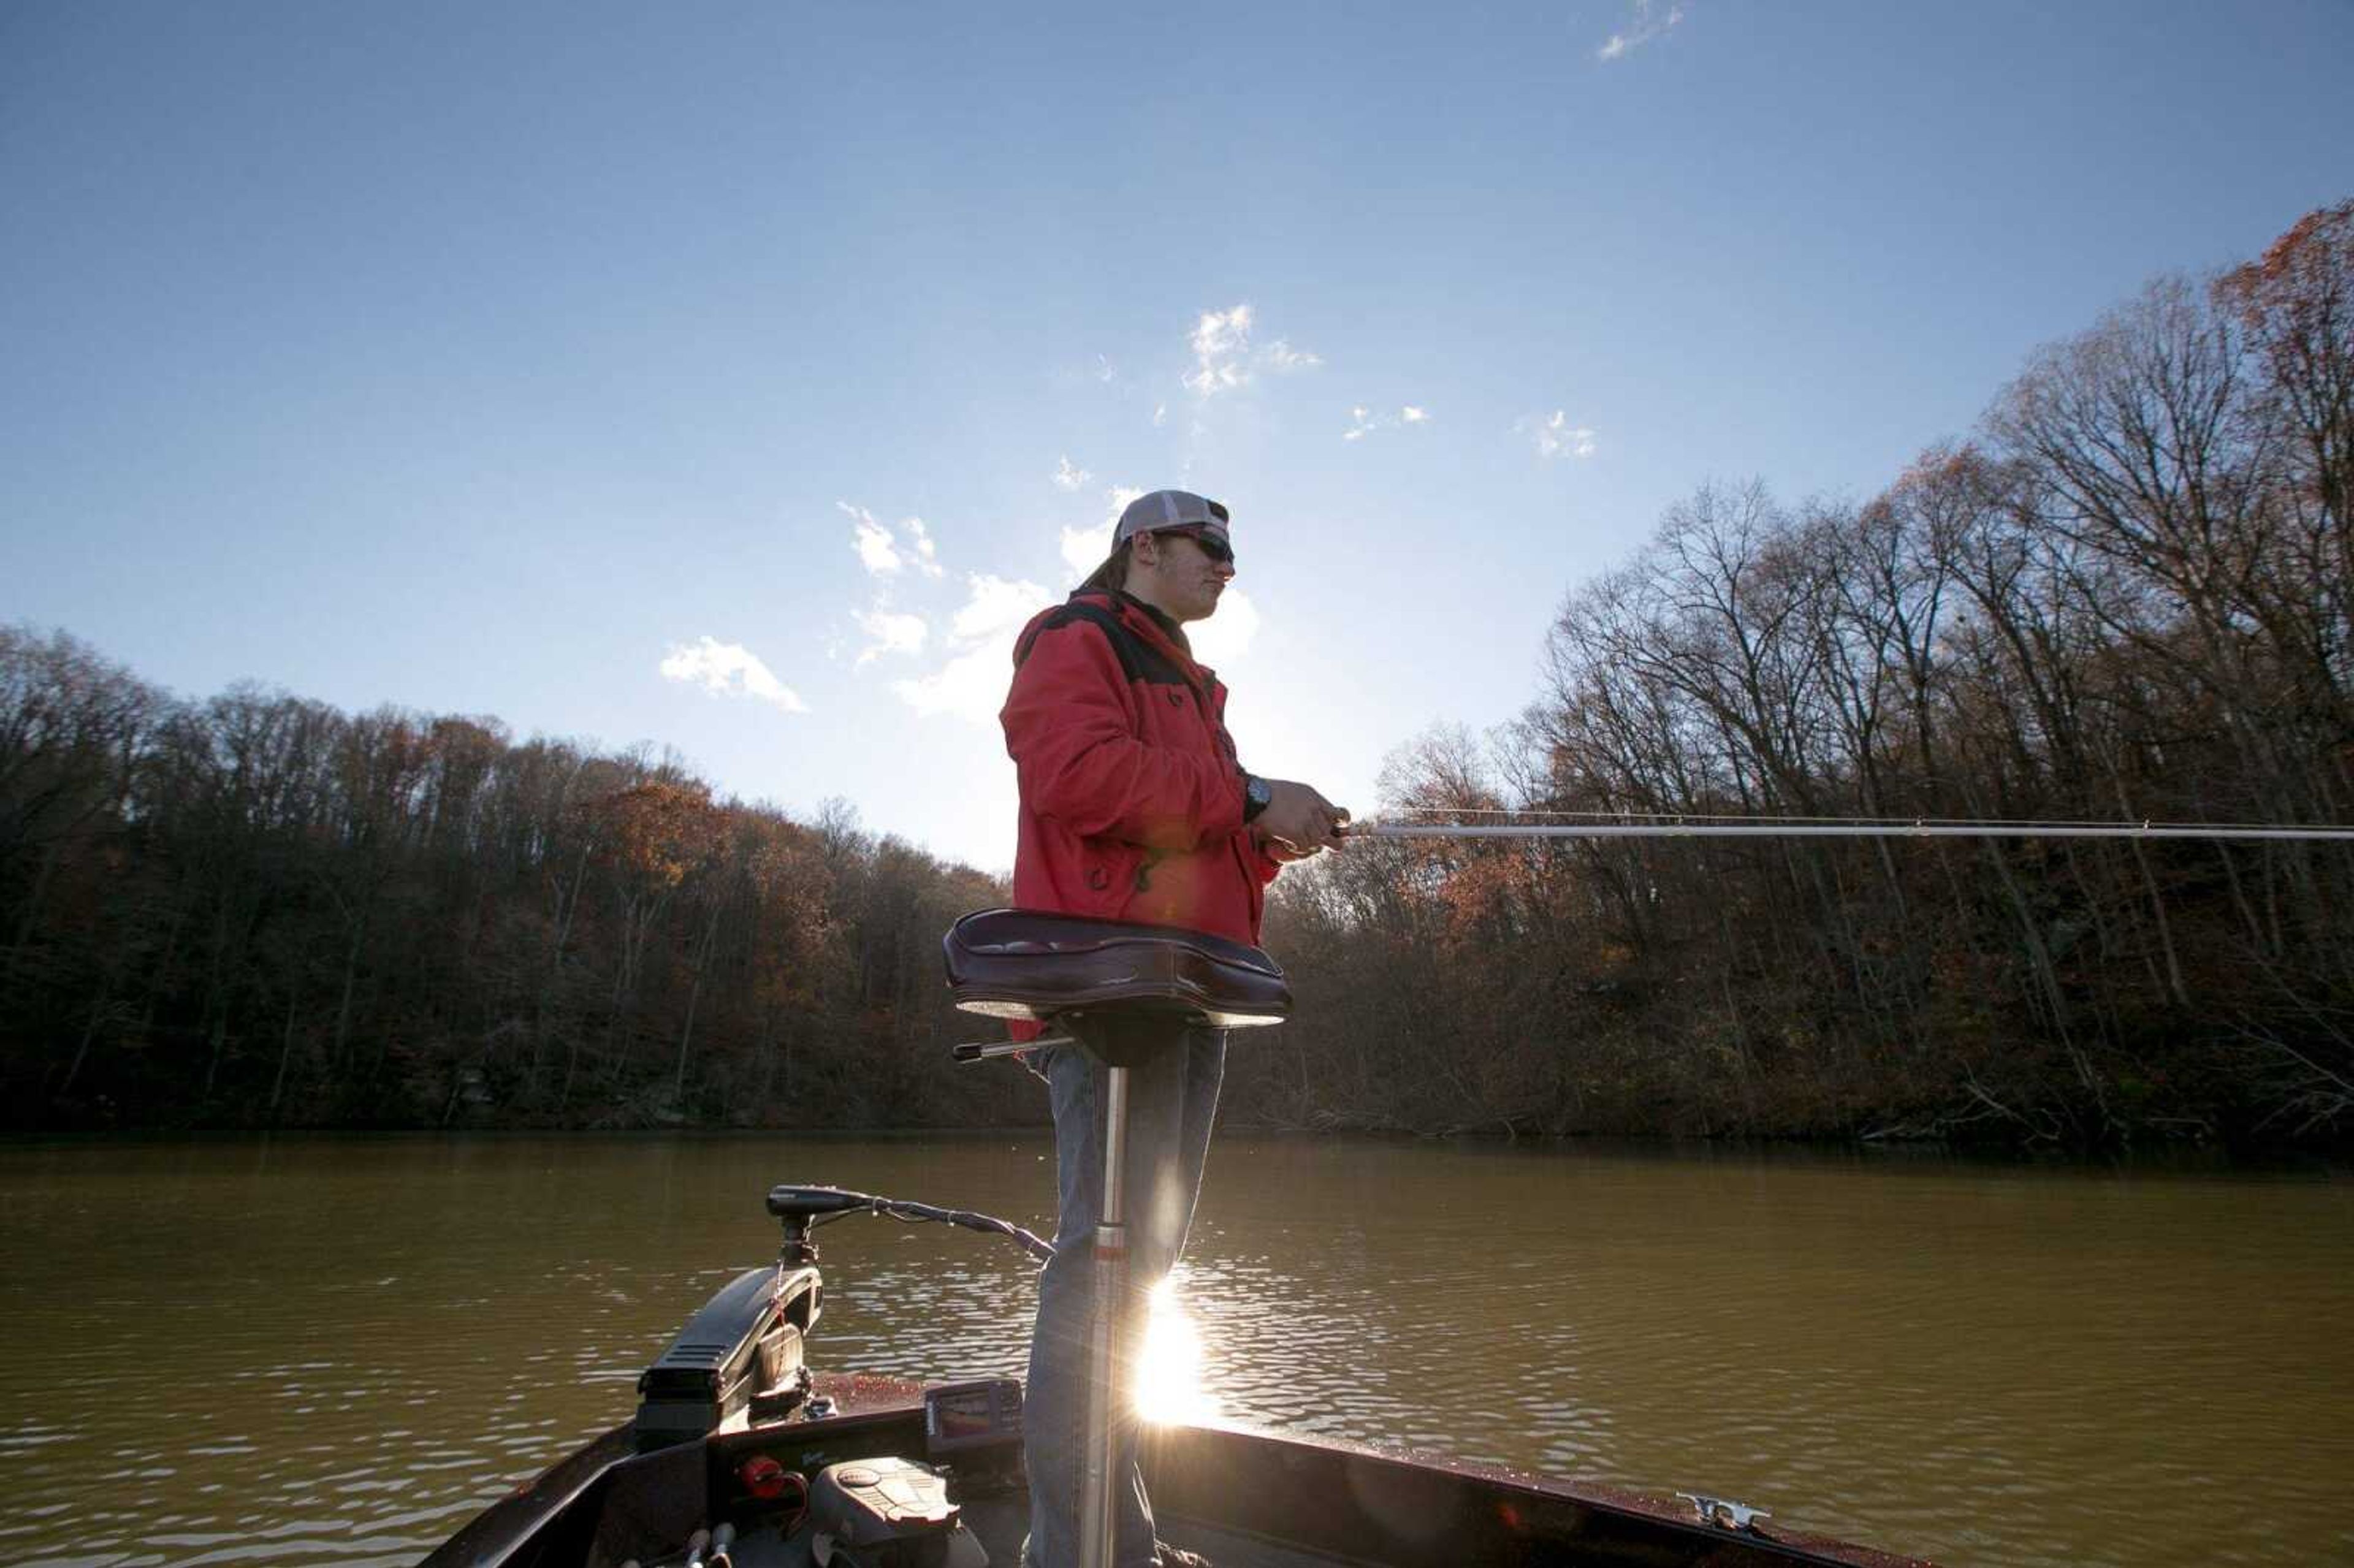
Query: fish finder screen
923 1377 1024 1454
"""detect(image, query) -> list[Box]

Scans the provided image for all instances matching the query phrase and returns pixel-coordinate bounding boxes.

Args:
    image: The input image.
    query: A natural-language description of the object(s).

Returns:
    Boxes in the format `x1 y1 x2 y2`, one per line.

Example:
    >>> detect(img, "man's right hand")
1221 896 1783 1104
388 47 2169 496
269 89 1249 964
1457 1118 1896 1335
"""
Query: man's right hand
1255 779 1350 855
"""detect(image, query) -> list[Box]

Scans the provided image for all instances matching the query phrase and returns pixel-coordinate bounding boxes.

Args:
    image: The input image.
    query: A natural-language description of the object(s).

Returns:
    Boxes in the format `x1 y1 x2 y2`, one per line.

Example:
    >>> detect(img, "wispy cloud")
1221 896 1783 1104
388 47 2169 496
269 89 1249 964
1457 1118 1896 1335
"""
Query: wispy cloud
951 574 1051 641
1059 485 1144 579
845 503 899 574
1344 404 1434 442
1053 455 1091 492
1182 304 1322 397
1262 339 1323 371
1515 410 1599 460
1598 0 1685 61
660 637 807 712
840 501 945 579
904 517 943 577
852 607 926 668
892 574 1057 724
1186 305 1255 396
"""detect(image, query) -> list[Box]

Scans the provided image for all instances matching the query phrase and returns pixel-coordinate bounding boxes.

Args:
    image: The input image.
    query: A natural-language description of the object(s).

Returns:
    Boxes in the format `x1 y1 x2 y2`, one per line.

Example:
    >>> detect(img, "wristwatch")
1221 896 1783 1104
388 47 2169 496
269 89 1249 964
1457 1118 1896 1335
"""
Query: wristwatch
1242 774 1273 823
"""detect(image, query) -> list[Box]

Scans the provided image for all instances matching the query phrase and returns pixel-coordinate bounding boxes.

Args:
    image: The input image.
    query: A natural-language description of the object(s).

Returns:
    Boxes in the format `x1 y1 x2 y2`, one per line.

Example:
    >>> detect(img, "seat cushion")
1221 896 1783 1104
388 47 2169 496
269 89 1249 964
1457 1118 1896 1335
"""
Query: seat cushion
941 908 1290 1028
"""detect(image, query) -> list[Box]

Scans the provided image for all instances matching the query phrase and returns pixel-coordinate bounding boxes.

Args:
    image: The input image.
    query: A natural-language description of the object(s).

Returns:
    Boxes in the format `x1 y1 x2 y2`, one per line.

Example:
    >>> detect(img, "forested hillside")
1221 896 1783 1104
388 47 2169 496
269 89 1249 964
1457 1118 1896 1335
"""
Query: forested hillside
6 202 2348 1146
1244 202 2354 1148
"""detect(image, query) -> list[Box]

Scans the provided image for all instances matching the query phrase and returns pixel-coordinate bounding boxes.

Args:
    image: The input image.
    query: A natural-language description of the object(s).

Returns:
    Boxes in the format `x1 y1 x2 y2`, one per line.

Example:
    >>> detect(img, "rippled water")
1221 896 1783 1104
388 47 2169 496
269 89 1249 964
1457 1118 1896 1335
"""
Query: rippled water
1 1135 2348 1567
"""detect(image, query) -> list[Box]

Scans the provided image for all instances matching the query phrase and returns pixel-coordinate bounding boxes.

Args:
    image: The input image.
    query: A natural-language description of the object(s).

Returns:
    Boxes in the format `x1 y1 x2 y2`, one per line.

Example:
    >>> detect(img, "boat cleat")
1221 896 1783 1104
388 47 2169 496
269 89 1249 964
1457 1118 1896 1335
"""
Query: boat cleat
1677 1491 1772 1531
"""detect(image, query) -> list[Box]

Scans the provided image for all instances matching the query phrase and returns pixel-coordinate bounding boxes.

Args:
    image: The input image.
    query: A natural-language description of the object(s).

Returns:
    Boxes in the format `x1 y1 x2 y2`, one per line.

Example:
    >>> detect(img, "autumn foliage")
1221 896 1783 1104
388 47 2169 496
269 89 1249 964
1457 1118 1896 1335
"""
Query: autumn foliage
1238 200 2354 1148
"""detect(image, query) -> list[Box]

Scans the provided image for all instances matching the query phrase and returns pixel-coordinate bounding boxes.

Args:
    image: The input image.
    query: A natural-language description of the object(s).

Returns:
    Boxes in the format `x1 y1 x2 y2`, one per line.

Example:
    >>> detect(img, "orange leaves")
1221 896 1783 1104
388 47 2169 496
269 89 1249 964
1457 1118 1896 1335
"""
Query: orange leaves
595 780 722 891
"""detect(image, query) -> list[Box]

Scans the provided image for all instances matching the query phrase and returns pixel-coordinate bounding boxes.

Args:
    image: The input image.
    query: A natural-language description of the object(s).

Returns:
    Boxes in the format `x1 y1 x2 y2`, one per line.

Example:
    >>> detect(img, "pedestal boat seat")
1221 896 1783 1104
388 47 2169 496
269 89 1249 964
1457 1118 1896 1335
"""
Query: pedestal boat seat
941 907 1290 1065
942 907 1292 1568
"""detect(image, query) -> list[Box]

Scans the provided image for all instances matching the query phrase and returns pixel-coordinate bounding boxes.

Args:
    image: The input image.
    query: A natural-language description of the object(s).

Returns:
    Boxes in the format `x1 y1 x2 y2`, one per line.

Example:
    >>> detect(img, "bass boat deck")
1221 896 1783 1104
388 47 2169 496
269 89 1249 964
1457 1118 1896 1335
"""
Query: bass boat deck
422 1182 1931 1568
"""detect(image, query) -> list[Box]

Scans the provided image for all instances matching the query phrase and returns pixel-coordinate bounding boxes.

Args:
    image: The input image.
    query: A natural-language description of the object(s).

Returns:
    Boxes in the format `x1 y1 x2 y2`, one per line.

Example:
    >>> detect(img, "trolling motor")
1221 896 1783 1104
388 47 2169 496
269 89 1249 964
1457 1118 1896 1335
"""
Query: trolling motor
636 1184 1054 1456
942 909 1292 1568
634 1208 826 1450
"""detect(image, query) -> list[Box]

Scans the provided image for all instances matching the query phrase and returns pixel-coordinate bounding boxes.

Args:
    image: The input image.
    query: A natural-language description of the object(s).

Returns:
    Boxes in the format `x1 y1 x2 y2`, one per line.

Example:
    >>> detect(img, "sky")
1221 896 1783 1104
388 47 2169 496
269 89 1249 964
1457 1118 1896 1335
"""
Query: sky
4 1 2351 873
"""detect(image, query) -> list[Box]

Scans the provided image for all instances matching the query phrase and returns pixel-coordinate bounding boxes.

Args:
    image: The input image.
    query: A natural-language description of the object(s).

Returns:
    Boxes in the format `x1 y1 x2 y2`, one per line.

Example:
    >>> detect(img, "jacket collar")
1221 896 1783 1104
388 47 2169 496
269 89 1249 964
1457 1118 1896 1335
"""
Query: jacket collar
1070 589 1214 684
1113 590 1190 652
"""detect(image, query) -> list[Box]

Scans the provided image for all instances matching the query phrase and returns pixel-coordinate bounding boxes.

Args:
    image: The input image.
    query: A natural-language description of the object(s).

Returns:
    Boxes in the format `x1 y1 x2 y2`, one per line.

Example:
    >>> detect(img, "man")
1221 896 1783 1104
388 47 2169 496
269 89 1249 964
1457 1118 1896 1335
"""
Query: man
1000 490 1347 1568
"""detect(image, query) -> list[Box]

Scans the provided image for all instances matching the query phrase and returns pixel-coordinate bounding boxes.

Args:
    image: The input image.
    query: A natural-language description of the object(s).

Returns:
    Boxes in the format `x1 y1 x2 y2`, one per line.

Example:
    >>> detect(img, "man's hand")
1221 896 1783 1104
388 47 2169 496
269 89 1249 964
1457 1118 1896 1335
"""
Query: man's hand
1254 778 1350 856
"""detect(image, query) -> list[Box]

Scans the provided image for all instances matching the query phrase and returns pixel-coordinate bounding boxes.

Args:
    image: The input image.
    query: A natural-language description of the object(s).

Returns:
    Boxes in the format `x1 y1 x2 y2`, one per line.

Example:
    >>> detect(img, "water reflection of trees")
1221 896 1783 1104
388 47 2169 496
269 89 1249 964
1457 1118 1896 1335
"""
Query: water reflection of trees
6 202 2348 1146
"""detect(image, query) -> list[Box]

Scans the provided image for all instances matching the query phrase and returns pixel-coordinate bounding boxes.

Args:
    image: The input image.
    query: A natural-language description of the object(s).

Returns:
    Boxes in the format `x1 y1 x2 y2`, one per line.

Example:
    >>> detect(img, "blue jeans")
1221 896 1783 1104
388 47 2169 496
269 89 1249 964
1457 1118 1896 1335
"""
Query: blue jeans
1024 1026 1227 1568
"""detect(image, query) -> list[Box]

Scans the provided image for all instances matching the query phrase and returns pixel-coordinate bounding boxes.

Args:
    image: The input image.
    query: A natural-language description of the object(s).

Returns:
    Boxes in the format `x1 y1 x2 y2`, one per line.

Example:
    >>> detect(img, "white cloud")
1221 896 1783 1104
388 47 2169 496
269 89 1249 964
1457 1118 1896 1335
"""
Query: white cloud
1053 455 1091 492
1344 405 1433 442
953 574 1054 641
1262 339 1322 371
1152 402 1168 427
1185 304 1255 396
893 644 1011 723
1189 587 1261 667
1059 486 1141 579
660 637 807 713
840 500 943 578
853 607 927 667
1181 307 1324 397
892 574 1057 725
1516 410 1599 460
904 516 945 578
1598 0 1685 61
842 501 901 574
1061 521 1114 579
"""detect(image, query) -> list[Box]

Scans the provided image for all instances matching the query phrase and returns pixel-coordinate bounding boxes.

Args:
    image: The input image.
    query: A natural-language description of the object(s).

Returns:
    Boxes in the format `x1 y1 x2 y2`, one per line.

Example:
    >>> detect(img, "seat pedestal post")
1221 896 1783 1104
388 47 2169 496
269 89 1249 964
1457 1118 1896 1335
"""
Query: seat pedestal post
1078 1062 1130 1568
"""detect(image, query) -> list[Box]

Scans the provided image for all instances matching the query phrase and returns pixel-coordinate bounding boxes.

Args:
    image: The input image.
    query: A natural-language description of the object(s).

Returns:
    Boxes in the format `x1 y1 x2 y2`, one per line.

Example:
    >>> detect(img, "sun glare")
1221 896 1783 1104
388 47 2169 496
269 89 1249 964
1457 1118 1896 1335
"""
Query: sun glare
1133 1276 1221 1425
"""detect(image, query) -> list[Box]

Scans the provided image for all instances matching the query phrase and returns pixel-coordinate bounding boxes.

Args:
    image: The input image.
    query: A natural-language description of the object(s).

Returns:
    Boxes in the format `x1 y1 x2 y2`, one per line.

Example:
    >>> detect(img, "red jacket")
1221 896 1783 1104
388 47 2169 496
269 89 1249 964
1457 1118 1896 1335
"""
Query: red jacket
1002 590 1280 956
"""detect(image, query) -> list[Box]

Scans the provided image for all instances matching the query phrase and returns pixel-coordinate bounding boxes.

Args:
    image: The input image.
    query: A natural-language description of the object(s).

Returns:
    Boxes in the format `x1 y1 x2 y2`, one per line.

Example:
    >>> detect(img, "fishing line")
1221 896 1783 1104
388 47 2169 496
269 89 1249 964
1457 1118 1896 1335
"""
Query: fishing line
1345 816 2354 843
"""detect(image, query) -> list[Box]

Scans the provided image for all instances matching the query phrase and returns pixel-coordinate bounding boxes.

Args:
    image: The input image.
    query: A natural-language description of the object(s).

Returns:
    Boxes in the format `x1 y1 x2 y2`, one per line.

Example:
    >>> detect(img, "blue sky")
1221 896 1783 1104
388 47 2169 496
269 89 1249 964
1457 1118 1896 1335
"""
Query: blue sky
5 1 2350 871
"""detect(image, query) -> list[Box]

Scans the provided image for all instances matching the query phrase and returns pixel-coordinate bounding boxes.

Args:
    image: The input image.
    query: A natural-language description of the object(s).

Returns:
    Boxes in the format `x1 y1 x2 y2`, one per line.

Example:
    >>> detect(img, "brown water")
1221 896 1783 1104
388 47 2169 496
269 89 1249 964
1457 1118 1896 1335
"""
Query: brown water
0 1135 2347 1568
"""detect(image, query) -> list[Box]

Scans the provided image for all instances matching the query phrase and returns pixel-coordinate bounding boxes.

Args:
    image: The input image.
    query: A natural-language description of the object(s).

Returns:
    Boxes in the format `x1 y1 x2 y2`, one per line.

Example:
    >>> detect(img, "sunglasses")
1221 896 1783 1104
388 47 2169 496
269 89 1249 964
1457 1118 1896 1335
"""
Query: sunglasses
1160 527 1234 565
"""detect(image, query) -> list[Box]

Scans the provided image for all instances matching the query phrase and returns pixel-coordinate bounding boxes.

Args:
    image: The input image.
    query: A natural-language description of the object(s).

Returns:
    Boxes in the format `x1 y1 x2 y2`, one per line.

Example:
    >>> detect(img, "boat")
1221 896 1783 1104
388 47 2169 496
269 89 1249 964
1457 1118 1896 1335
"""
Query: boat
424 911 1932 1567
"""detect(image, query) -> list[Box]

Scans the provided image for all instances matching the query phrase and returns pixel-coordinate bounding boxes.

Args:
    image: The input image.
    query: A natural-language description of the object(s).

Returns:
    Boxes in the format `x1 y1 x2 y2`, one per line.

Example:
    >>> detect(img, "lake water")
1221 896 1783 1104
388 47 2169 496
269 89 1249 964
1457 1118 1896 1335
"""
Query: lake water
0 1134 2348 1567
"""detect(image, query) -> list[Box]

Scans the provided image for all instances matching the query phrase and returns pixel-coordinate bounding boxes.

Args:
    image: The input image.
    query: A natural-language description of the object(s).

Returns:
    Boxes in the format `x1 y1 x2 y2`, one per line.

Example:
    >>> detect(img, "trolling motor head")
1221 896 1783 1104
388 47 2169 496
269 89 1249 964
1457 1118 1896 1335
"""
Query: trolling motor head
767 1184 878 1265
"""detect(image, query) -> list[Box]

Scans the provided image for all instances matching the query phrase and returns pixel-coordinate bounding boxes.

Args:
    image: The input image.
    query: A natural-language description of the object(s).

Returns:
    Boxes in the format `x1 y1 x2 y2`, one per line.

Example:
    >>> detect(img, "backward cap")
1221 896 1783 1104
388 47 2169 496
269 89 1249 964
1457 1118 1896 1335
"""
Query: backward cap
1113 490 1230 548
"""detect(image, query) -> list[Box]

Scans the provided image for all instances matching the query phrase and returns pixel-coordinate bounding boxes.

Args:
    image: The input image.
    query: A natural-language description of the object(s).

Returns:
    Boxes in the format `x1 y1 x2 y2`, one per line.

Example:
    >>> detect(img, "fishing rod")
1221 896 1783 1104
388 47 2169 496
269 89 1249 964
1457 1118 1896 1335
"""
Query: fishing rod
1342 812 2354 843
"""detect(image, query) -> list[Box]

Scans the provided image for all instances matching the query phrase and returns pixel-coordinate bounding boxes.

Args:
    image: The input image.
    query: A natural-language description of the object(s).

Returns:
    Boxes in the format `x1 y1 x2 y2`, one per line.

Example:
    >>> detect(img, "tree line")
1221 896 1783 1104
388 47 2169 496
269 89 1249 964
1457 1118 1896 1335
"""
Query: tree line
1242 200 2354 1148
5 200 2348 1145
0 649 1031 1132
